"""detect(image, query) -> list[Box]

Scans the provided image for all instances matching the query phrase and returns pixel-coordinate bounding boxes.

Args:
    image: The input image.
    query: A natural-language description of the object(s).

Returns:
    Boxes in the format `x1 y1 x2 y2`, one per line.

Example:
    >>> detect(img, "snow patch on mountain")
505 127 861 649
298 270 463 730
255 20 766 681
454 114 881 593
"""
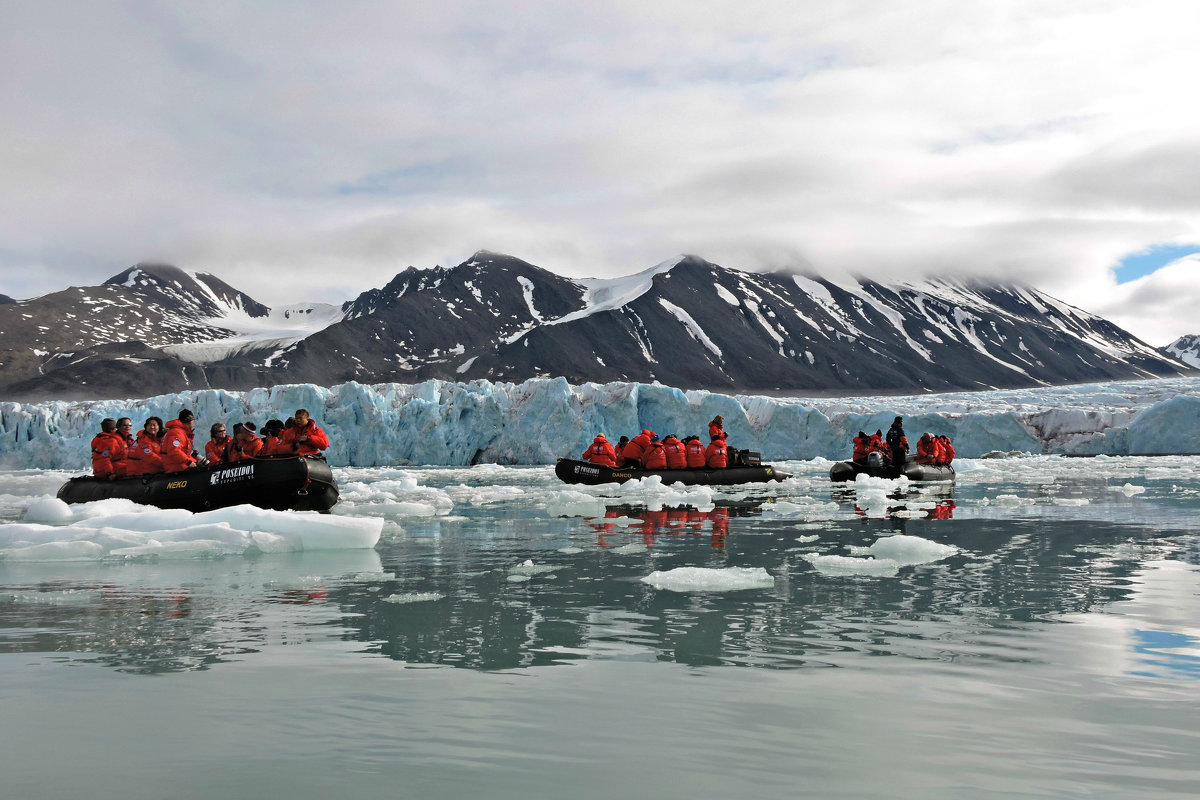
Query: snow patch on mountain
1166 335 1200 368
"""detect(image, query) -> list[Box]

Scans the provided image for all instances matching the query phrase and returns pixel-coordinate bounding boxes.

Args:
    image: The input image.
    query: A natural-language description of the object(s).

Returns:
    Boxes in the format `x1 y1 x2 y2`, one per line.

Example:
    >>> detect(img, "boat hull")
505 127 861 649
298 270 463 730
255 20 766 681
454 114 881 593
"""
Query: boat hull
830 457 955 483
556 457 790 486
56 456 339 513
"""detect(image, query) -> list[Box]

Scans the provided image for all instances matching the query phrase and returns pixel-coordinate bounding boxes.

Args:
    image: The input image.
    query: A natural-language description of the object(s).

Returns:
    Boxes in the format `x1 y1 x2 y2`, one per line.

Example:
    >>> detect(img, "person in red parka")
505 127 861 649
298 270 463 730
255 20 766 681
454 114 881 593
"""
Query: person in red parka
662 434 686 469
684 435 707 468
622 429 653 468
226 422 264 462
915 432 937 464
708 415 726 442
116 417 136 449
581 434 618 467
90 418 126 478
642 435 668 469
614 436 629 467
258 419 288 455
125 418 165 476
852 431 870 462
205 423 231 464
938 435 955 465
280 408 330 456
162 409 198 473
705 434 728 468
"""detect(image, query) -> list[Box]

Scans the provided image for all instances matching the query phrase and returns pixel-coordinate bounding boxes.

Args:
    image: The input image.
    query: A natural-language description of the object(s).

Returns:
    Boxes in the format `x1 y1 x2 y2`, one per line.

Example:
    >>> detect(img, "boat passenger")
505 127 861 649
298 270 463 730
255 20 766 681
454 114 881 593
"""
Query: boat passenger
852 431 870 462
90 418 126 479
915 432 937 464
622 429 653 468
227 422 263 463
705 434 728 469
116 417 136 448
684 435 707 468
708 415 726 441
615 436 630 467
259 419 287 455
642 435 668 469
125 418 165 476
205 423 232 464
280 408 330 456
936 435 955 465
581 434 618 468
662 434 686 469
886 416 909 465
162 409 198 473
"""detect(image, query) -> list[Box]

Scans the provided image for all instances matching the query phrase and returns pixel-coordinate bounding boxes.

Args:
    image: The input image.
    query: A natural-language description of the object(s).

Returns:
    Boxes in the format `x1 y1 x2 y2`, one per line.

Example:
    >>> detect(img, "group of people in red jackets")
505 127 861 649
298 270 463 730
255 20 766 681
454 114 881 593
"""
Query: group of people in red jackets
850 420 954 467
580 415 740 470
90 407 330 478
914 432 955 465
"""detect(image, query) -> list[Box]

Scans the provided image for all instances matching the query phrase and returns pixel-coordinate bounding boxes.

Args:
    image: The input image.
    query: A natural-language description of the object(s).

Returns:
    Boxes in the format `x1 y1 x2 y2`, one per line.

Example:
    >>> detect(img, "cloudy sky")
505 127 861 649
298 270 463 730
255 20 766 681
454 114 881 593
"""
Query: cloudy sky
3 1 1200 345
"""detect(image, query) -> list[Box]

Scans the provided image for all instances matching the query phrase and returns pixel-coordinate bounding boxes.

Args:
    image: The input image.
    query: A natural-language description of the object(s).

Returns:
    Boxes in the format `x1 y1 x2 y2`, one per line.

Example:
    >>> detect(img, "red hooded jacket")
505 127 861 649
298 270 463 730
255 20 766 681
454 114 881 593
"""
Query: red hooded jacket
125 431 164 476
684 438 707 468
162 419 198 473
280 419 330 456
642 440 667 470
91 432 126 478
622 430 653 466
581 435 618 467
705 438 727 469
662 436 686 469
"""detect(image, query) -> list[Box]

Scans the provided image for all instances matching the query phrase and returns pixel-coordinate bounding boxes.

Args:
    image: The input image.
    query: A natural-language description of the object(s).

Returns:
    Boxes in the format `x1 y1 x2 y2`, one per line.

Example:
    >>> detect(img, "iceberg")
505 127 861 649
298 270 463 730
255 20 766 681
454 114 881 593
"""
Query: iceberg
2 375 1199 470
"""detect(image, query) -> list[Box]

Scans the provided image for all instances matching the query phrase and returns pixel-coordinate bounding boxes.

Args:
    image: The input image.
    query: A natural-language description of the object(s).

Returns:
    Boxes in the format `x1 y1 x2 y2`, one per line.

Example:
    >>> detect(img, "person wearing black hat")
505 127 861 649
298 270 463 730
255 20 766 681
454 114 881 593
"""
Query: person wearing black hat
886 416 908 467
227 421 263 463
162 409 199 473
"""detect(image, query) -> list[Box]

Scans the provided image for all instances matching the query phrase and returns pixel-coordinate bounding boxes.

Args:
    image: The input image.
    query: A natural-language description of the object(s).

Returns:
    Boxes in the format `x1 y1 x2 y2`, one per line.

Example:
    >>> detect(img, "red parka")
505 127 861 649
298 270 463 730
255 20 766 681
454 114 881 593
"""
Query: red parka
227 435 263 463
642 441 667 470
205 435 231 464
622 430 653 466
91 432 126 478
125 431 164 476
280 419 330 456
662 436 686 469
162 419 198 473
852 434 870 461
705 438 727 469
581 435 618 467
940 437 955 464
708 420 726 441
684 438 706 468
916 435 936 464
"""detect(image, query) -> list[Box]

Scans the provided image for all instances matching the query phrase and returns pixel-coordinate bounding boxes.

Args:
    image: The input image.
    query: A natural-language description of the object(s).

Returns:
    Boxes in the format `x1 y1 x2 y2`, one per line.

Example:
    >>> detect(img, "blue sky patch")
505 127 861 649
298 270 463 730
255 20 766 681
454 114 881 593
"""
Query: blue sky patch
1114 244 1199 283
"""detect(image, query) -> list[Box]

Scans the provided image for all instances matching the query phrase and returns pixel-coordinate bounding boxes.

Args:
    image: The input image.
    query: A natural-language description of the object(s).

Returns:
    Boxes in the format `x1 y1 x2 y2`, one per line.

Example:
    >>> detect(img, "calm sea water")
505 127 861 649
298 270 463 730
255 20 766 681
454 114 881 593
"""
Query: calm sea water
3 457 1199 799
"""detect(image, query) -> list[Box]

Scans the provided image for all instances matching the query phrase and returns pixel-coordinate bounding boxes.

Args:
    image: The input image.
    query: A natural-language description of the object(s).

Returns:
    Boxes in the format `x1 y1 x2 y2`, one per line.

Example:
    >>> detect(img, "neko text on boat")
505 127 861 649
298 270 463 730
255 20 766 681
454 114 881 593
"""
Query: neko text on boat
556 457 791 486
57 455 339 513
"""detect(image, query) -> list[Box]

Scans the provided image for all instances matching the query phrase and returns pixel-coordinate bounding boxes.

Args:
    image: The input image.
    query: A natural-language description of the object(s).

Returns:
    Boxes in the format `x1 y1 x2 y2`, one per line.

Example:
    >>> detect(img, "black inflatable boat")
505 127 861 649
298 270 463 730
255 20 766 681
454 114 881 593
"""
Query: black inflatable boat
829 454 955 483
56 455 339 512
556 457 791 486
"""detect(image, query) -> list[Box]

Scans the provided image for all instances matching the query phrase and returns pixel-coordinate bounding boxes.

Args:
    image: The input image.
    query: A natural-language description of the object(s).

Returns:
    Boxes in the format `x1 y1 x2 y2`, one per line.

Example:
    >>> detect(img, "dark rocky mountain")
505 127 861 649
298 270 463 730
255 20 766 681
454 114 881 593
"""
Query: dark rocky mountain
0 294 15 304
1165 334 1200 368
0 252 1192 400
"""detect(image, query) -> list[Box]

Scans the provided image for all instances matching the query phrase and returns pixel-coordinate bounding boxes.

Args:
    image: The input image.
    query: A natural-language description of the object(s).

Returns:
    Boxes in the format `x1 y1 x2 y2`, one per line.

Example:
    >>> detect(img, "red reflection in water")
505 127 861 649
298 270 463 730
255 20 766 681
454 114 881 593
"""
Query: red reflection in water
589 507 731 548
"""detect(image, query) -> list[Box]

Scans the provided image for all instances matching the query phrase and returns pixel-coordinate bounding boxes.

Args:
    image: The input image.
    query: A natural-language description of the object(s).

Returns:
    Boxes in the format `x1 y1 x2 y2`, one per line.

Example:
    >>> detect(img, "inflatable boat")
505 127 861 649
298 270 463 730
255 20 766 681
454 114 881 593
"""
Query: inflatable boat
829 454 955 483
56 455 339 512
556 457 791 486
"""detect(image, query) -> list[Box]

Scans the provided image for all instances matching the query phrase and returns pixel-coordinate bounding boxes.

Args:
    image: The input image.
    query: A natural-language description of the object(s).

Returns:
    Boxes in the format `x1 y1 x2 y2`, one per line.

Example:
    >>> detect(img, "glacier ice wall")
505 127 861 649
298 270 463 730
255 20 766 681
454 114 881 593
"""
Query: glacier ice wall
2 377 1199 470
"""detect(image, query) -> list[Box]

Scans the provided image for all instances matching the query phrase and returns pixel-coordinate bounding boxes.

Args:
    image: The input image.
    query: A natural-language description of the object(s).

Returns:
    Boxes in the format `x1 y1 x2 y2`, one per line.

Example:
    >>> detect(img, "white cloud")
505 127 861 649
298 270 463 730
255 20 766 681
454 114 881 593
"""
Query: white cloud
2 1 1200 342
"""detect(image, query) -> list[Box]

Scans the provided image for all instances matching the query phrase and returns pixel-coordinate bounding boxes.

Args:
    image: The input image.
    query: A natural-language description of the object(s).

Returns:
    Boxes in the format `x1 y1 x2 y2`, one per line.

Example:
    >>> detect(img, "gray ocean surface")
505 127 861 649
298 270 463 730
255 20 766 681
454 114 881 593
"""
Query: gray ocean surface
2 457 1199 799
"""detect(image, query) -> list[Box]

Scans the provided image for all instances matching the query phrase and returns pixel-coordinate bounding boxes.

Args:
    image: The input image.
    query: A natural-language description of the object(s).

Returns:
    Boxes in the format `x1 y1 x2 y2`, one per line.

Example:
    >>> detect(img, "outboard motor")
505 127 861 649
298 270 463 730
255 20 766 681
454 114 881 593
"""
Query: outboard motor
867 451 884 471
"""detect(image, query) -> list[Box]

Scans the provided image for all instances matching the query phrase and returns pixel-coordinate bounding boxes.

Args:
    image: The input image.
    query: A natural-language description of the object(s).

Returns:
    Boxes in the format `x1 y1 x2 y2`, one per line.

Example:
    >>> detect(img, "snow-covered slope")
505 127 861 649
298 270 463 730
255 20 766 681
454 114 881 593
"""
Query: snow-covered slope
1165 334 1200 368
4 376 1200 470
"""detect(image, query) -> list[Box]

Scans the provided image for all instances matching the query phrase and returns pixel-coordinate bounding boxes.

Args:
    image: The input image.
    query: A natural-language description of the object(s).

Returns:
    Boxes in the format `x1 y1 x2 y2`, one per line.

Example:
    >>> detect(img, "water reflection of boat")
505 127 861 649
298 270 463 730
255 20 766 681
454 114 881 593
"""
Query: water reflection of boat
56 455 339 513
588 502 766 548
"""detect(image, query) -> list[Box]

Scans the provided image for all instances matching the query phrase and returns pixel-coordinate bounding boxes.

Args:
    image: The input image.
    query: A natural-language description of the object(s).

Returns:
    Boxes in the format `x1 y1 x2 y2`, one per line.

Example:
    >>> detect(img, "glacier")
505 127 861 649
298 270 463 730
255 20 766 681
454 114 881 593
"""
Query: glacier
2 376 1199 471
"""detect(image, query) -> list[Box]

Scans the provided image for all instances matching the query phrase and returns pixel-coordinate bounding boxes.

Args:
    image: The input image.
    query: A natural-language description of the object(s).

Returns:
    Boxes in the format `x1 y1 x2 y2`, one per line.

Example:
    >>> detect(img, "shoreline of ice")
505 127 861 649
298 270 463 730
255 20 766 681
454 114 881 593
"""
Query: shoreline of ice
2 375 1199 470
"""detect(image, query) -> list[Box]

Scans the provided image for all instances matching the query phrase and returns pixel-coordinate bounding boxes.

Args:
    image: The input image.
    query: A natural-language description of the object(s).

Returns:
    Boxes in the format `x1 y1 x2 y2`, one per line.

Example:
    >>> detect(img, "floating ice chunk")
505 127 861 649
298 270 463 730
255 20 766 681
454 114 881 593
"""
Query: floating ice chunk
796 534 820 543
23 497 73 524
544 489 608 518
110 539 232 559
383 592 445 603
1052 497 1090 506
611 543 647 554
508 561 559 576
803 554 900 577
642 566 774 592
1110 483 1146 496
4 540 106 561
986 494 1034 507
850 535 958 566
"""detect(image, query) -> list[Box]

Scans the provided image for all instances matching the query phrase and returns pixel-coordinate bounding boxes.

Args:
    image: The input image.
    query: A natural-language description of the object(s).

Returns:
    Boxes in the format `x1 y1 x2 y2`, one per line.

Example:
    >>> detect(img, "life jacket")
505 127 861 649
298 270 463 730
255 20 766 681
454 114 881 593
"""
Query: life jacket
643 441 667 470
226 435 263 463
581 436 618 468
623 430 653 466
280 419 330 456
662 436 686 469
705 438 727 469
125 431 164 476
684 438 707 468
852 435 870 461
916 436 936 464
162 419 198 473
205 435 231 464
90 431 126 478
